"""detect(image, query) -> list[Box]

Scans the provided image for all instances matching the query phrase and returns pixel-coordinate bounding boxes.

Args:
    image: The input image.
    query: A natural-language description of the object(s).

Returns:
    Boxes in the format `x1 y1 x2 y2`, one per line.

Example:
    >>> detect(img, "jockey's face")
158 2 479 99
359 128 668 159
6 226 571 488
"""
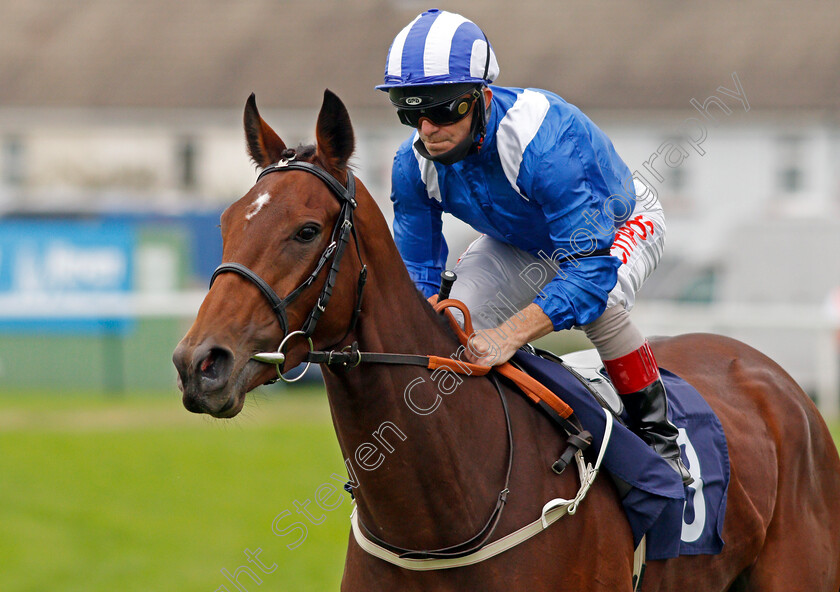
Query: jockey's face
417 110 475 156
416 87 492 157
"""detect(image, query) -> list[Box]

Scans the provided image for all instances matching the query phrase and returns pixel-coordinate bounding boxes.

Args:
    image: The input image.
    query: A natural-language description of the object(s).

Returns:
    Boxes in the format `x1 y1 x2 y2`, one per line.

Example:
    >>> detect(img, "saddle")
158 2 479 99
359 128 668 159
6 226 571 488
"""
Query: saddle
519 345 624 418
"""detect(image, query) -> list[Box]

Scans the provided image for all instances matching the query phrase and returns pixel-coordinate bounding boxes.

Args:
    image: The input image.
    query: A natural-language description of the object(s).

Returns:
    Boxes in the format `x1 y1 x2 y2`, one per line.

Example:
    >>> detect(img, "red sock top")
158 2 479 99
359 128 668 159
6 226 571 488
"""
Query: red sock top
602 341 660 394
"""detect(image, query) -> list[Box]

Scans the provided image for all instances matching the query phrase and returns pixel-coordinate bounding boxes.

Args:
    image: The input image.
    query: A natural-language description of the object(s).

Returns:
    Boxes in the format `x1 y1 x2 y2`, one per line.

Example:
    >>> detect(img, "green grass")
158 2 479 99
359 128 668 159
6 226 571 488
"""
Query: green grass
1 388 839 592
0 386 347 592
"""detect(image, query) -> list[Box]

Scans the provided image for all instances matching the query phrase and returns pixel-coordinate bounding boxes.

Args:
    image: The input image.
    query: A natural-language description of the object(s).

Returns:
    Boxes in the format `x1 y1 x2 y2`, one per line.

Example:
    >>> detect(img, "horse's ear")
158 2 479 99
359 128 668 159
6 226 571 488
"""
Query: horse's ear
244 93 287 168
315 89 355 172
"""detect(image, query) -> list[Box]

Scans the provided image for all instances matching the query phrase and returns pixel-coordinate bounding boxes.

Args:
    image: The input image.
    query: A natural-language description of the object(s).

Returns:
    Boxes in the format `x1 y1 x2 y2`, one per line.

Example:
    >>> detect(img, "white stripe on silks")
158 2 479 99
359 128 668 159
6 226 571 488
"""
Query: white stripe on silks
423 11 469 77
496 89 551 201
387 14 422 79
469 39 498 81
412 132 441 202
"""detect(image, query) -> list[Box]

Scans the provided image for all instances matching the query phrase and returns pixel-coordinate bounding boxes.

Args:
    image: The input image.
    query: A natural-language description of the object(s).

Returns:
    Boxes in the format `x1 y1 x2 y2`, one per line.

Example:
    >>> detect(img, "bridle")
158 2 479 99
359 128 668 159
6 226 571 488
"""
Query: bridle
209 154 367 380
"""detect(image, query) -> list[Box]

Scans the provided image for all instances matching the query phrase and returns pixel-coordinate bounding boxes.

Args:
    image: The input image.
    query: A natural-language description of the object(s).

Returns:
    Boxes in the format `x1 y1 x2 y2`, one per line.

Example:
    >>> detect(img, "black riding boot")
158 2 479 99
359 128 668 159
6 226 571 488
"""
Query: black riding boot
622 378 694 486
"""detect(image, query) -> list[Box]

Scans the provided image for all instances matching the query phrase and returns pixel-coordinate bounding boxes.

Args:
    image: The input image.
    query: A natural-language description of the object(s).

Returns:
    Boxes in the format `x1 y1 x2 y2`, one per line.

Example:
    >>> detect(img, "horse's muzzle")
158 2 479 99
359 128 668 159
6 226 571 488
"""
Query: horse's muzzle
173 341 237 416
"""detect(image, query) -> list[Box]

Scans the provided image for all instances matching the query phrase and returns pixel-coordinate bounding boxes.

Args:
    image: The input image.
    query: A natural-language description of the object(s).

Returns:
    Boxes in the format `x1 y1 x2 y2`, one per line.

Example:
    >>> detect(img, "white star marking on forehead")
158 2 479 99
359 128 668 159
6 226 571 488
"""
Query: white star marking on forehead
245 192 272 220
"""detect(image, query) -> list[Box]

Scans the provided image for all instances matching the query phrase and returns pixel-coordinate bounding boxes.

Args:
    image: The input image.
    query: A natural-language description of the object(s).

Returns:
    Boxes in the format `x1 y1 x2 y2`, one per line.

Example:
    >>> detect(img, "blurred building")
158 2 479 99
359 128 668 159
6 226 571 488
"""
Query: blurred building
1 1 838 406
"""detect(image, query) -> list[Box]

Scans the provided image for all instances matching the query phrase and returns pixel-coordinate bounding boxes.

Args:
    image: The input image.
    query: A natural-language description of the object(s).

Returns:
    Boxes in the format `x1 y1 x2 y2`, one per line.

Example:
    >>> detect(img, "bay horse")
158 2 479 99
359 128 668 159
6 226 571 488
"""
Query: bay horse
173 90 840 591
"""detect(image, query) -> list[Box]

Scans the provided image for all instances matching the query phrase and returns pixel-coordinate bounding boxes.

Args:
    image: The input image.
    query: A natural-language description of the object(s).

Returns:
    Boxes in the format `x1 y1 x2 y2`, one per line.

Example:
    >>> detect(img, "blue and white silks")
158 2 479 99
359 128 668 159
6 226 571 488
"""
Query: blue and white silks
390 86 638 331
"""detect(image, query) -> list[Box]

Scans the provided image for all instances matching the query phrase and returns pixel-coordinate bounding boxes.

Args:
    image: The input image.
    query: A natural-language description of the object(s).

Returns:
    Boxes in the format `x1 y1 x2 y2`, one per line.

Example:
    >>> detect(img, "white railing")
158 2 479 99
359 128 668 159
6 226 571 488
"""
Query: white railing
0 291 207 319
3 294 837 420
631 301 840 420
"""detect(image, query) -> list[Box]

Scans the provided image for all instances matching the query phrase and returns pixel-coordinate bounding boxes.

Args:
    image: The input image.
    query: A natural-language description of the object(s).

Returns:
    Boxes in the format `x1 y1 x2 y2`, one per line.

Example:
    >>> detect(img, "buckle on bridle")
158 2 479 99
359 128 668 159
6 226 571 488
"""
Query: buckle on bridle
341 343 362 368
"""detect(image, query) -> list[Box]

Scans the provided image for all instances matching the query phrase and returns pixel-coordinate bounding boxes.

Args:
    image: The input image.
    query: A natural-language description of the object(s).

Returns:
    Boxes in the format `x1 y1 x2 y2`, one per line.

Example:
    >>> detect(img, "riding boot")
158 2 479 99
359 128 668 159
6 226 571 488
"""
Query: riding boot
603 341 693 486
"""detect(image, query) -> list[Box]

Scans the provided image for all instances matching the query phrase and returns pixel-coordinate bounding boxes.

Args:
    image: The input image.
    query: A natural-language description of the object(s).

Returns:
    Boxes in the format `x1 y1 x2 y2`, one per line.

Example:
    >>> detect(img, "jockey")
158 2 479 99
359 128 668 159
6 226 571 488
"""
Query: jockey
378 8 692 484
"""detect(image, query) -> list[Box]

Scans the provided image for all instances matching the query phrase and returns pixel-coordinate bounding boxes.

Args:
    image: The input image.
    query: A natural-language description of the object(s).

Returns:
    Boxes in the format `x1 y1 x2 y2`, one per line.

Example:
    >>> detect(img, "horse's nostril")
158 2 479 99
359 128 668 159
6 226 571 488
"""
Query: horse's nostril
200 350 217 375
197 347 233 383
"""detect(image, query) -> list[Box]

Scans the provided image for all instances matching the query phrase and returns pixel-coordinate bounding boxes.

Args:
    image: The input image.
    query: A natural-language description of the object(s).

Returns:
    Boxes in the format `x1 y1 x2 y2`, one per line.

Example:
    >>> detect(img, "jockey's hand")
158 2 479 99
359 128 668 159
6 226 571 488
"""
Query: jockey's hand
465 303 554 366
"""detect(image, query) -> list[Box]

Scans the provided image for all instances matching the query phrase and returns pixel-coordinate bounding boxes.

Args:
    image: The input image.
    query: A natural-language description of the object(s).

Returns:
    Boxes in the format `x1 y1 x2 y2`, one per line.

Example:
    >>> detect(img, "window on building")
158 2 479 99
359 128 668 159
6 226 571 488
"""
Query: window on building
178 137 198 191
2 135 24 187
665 162 687 192
777 135 804 194
658 136 690 212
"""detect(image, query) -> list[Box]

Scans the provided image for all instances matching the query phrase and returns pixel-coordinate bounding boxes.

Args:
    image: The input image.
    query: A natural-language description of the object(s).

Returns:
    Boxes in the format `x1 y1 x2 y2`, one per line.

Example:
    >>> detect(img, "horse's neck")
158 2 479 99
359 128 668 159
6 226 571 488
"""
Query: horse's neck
321 200 510 547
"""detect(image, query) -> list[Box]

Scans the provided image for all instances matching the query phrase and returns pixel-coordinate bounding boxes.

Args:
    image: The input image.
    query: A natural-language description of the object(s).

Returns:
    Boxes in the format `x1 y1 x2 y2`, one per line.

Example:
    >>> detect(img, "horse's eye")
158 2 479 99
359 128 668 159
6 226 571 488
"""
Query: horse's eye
295 225 320 242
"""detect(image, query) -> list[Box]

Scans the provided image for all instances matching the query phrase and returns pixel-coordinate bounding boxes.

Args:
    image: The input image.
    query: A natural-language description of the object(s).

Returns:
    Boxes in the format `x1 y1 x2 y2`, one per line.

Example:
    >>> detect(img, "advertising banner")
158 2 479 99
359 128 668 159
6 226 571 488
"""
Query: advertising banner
0 220 135 333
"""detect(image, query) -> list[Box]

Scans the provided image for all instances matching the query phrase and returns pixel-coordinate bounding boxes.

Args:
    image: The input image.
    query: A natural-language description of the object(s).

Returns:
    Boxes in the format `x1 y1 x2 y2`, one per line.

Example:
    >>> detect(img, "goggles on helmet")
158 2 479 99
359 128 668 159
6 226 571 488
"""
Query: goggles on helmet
396 92 479 128
389 84 481 128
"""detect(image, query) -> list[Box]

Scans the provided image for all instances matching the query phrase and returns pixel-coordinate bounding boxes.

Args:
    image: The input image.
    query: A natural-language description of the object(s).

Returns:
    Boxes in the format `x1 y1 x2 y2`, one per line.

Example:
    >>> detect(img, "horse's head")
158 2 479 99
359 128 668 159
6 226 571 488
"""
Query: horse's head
173 90 363 418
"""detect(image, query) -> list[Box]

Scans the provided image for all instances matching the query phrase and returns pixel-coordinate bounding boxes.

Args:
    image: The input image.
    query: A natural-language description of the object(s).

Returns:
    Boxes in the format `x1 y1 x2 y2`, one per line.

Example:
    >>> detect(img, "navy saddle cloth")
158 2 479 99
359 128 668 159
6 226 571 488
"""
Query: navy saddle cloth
511 349 730 560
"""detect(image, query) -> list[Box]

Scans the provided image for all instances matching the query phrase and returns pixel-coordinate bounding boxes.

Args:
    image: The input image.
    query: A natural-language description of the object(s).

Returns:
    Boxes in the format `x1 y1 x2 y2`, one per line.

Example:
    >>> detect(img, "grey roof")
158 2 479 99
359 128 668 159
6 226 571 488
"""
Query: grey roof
2 0 839 112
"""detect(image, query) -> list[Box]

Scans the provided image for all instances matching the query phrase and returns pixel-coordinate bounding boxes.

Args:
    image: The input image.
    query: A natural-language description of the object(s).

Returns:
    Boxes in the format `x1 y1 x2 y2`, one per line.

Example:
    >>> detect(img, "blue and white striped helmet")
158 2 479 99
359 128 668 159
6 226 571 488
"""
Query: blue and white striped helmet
376 9 500 90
